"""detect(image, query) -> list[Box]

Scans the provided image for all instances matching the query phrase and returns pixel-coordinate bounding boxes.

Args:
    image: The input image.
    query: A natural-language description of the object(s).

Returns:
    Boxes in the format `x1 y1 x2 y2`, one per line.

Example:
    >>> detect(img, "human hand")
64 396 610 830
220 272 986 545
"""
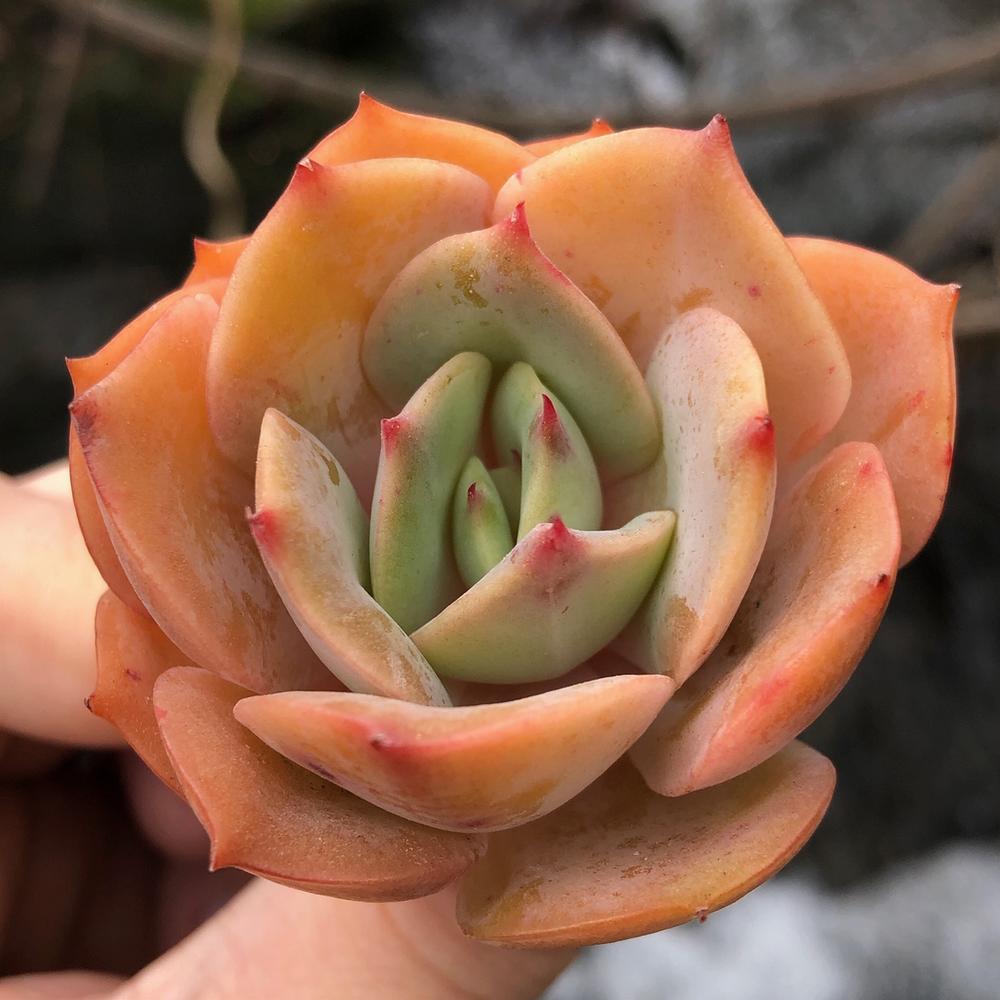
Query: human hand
0 465 575 999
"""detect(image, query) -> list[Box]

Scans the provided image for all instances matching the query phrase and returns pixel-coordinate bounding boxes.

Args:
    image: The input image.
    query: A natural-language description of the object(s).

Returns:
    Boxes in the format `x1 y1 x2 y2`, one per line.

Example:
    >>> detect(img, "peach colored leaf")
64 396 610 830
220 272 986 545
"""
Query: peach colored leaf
788 237 958 563
363 205 660 481
526 119 614 157
251 408 450 706
412 513 675 684
494 121 851 466
609 308 776 686
91 591 188 793
72 295 331 694
234 674 673 833
632 442 900 796
67 278 228 613
456 743 834 947
155 667 483 900
183 236 249 286
309 94 533 193
206 157 492 497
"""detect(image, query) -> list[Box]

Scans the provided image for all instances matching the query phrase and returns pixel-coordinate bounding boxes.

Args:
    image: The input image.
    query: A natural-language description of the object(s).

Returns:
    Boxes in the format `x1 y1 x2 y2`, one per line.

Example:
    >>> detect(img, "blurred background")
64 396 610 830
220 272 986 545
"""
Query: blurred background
2 0 999 996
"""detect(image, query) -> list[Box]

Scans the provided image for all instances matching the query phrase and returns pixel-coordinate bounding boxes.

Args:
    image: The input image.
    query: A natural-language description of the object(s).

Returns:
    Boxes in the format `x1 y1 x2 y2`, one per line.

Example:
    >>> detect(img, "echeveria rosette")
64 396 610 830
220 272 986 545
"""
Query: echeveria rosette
68 96 957 947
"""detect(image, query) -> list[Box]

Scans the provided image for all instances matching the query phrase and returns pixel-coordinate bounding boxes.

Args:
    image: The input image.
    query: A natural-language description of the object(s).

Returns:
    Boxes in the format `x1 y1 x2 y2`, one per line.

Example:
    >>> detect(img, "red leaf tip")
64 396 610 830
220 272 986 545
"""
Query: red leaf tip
506 201 531 238
247 507 279 550
380 416 406 455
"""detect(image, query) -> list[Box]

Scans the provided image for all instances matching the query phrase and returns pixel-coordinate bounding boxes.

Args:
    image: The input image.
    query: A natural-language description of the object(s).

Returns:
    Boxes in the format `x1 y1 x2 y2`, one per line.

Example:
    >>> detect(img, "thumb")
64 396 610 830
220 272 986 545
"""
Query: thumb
115 878 574 1000
0 467 120 747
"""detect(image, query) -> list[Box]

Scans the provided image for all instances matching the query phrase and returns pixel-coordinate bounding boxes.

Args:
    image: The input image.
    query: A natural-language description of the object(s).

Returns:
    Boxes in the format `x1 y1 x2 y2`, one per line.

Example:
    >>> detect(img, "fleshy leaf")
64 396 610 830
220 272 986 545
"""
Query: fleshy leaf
490 464 522 527
206 156 492 494
456 743 834 947
526 119 614 157
412 513 675 684
788 237 958 563
491 363 602 538
494 121 851 465
251 408 450 706
233 674 673 833
67 277 228 614
363 205 660 481
453 457 514 587
72 295 331 694
632 443 900 796
183 236 249 286
309 94 533 193
609 308 776 686
91 590 186 793
370 353 491 632
154 667 482 899
68 431 147 616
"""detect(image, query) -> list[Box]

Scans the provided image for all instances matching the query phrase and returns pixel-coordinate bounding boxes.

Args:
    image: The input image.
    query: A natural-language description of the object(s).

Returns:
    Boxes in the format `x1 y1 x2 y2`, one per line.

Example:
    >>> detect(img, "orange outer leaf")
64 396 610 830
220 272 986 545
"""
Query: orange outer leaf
155 667 485 900
91 590 187 794
456 743 834 947
67 278 228 613
72 294 330 694
309 94 534 193
183 236 250 286
526 119 614 157
631 442 900 796
205 156 493 494
788 237 958 563
233 675 674 833
494 120 851 466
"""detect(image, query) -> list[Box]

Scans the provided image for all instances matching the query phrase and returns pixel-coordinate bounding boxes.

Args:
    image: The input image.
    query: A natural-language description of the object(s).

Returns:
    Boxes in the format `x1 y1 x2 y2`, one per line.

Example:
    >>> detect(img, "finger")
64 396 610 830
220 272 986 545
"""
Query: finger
0 972 124 998
116 878 575 1000
0 473 121 747
18 460 73 502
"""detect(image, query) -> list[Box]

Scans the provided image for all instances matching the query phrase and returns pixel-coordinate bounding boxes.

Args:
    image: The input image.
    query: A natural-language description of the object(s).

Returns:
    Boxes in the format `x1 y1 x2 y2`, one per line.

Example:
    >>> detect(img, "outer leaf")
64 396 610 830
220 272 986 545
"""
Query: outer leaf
233 675 673 833
631 443 900 796
91 591 186 793
526 119 613 156
610 308 776 686
72 295 331 694
309 94 533 193
494 121 851 465
456 743 834 947
363 204 660 481
788 237 958 563
251 409 450 706
206 157 492 494
370 353 491 632
412 513 674 684
67 277 228 614
183 236 249 285
155 667 483 900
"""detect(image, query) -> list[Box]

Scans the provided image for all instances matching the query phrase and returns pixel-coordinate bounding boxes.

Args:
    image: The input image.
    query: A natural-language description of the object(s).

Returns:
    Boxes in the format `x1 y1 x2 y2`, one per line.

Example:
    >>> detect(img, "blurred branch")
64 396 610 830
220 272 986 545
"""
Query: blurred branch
183 0 244 237
16 7 87 209
894 136 1000 269
37 0 1000 133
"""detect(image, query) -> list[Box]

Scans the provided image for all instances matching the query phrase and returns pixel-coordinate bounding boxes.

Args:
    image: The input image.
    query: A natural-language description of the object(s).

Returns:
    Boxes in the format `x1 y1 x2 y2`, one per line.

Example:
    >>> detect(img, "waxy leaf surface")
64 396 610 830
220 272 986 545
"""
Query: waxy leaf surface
155 667 482 899
363 206 660 480
73 295 330 694
494 122 850 465
632 443 900 795
252 409 450 706
207 157 492 494
234 675 673 833
610 308 775 686
412 513 674 684
310 94 533 193
789 237 957 563
457 743 834 947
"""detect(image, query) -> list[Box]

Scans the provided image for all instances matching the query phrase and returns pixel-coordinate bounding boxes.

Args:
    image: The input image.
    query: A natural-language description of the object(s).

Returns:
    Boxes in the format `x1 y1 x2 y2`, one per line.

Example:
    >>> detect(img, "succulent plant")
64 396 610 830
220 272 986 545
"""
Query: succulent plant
68 96 957 947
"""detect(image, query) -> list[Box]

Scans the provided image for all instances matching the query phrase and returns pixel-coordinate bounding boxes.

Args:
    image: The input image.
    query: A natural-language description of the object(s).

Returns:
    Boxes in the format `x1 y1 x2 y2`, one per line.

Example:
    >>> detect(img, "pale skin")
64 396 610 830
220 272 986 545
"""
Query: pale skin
0 463 575 999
